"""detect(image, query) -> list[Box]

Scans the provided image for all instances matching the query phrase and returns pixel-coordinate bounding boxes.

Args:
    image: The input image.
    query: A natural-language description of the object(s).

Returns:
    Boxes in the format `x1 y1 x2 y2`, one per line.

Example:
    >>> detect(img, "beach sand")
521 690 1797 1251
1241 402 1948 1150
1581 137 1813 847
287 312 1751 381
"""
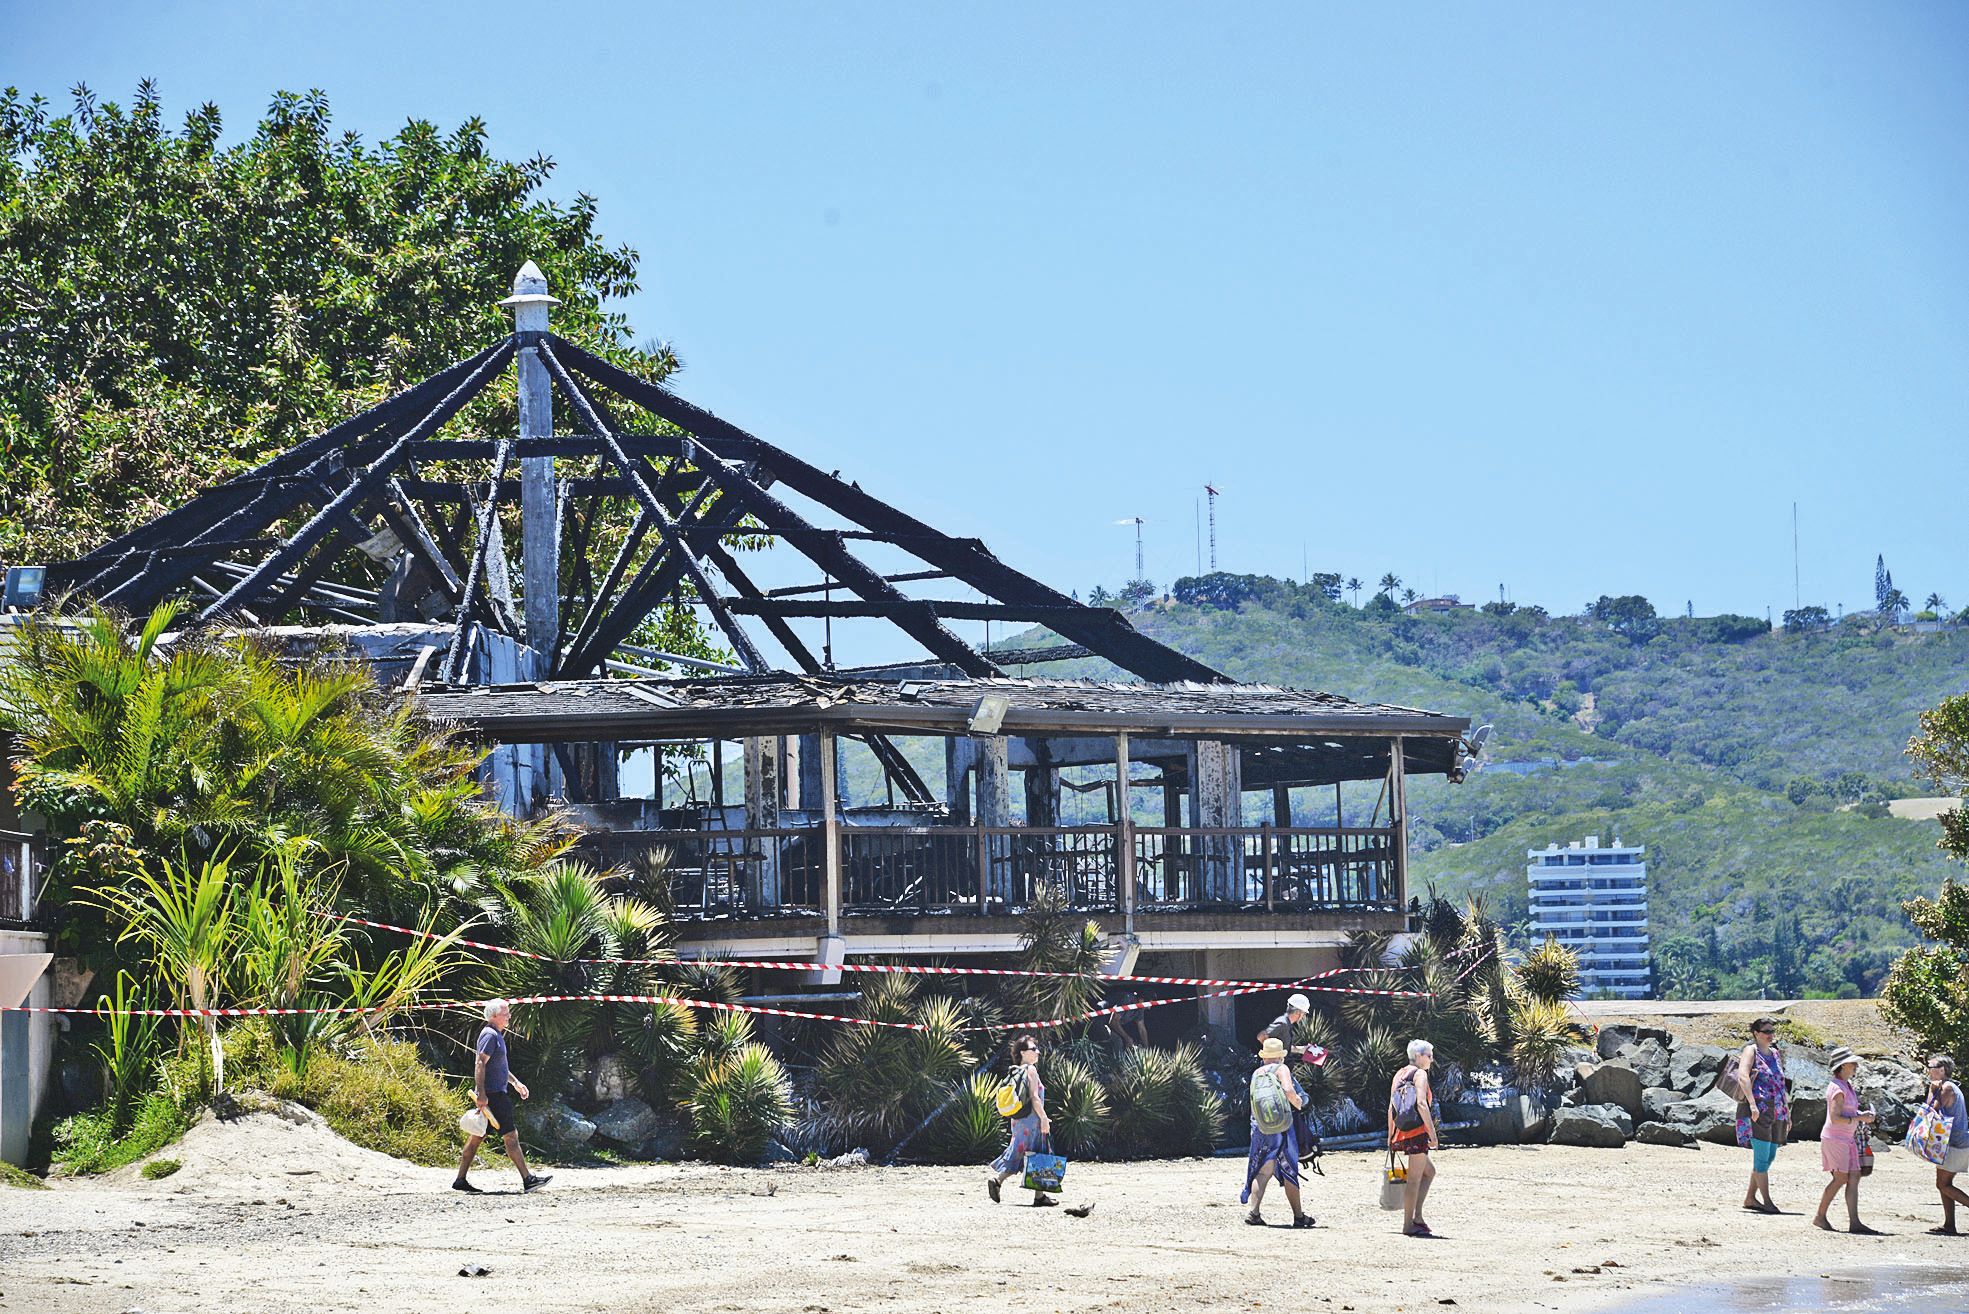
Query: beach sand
5 1115 1967 1314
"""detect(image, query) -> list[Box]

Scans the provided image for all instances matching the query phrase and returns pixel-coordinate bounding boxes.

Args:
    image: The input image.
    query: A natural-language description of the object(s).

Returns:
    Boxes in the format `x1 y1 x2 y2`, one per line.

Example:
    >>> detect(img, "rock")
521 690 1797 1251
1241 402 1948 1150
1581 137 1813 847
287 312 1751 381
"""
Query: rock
1641 1086 1683 1123
1857 1059 1925 1139
591 1053 634 1104
530 1100 596 1149
1572 1061 1598 1087
591 1097 661 1147
827 1148 870 1167
1582 1060 1644 1118
1630 1039 1673 1091
638 1119 685 1161
1636 1121 1698 1148
1790 1090 1827 1140
1471 1094 1550 1145
1664 1089 1737 1145
1595 1026 1637 1061
1559 1086 1582 1109
1669 1044 1729 1096
1549 1104 1629 1148
762 1139 800 1164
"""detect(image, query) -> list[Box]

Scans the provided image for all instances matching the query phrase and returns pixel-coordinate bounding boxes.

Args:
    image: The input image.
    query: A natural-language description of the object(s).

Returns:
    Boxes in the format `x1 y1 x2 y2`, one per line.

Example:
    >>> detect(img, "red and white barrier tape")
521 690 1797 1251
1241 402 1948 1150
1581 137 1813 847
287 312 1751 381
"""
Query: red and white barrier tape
325 912 1427 997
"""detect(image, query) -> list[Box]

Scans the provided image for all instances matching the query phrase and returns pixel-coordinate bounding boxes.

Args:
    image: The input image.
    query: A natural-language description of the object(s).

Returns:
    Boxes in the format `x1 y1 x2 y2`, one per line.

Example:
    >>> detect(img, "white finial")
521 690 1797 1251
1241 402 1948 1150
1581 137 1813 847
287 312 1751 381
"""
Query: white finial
498 260 562 315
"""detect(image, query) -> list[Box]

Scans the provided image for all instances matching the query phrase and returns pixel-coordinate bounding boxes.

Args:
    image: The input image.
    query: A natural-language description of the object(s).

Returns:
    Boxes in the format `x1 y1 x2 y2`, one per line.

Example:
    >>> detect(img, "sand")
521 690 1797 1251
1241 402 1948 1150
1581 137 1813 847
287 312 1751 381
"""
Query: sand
6 1109 1969 1314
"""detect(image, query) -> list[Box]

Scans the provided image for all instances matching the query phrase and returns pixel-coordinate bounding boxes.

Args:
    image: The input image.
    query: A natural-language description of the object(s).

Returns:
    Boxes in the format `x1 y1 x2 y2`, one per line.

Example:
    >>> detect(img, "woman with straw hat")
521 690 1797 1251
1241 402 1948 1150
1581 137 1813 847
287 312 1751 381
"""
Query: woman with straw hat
1242 1036 1312 1228
1812 1046 1881 1234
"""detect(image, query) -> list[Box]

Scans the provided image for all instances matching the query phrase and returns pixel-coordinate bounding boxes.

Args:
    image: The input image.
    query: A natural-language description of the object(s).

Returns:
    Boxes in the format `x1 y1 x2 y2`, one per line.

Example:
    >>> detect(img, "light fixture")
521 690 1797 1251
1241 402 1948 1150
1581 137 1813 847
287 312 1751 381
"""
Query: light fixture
966 694 1010 735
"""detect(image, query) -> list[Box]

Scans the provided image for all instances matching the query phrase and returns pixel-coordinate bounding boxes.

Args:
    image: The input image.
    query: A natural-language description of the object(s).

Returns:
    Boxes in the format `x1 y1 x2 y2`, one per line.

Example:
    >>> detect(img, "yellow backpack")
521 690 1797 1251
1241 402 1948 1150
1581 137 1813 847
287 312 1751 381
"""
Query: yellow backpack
994 1068 1029 1118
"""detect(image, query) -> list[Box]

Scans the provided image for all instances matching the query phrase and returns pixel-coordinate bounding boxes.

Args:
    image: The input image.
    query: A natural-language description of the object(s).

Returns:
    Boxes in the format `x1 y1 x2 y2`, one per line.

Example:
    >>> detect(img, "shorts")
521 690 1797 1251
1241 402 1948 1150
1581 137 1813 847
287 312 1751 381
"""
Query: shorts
1941 1146 1969 1175
1751 1138 1780 1174
483 1087 517 1138
1821 1136 1861 1176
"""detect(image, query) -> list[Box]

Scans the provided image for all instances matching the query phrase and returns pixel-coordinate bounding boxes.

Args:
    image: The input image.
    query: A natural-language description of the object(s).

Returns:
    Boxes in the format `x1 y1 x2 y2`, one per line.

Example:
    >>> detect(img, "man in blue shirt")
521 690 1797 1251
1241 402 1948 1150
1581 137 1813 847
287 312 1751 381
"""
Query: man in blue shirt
454 999 550 1193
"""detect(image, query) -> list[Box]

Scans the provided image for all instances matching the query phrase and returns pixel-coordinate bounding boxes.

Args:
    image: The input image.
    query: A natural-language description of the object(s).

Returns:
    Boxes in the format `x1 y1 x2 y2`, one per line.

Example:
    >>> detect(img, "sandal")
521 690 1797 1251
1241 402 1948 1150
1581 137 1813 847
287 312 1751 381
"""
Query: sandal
1245 1211 1266 1226
986 1178 1000 1204
1293 1213 1315 1229
1032 1194 1058 1208
1404 1222 1434 1237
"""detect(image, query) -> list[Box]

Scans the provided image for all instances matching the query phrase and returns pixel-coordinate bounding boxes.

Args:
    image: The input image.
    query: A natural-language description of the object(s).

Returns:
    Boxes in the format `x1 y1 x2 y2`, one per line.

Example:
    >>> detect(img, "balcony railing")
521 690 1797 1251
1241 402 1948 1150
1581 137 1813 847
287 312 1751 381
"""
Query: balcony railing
578 823 1402 920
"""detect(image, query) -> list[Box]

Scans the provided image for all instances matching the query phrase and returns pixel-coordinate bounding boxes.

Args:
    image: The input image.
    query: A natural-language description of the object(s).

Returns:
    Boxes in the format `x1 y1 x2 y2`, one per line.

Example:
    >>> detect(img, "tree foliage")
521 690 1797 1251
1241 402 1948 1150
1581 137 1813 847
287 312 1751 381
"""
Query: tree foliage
0 81 675 563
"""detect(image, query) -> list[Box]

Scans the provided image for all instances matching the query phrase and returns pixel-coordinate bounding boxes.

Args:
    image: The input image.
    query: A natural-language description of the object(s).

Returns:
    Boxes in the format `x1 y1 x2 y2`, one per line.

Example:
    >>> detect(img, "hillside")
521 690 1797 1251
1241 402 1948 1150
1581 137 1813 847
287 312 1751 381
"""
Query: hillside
1002 575 1969 997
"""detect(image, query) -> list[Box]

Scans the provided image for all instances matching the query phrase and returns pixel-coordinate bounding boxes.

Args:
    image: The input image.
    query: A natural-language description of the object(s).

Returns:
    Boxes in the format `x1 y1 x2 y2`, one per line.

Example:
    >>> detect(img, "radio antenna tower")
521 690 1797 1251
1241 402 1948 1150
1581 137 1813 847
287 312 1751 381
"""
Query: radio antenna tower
1114 517 1145 578
1204 484 1220 571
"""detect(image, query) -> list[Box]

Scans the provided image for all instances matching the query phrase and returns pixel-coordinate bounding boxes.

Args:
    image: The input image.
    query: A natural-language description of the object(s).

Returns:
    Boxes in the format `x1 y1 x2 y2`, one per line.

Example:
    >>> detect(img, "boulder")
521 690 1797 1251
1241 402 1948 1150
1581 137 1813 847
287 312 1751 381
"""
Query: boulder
1669 1044 1729 1096
531 1100 597 1149
1636 1120 1698 1148
1471 1094 1551 1146
591 1097 661 1147
1582 1059 1645 1118
1630 1039 1673 1091
1641 1086 1684 1123
1549 1104 1629 1148
1857 1059 1925 1139
638 1118 685 1161
1595 1025 1638 1061
1664 1089 1737 1145
762 1139 801 1164
1790 1089 1827 1140
592 1053 634 1104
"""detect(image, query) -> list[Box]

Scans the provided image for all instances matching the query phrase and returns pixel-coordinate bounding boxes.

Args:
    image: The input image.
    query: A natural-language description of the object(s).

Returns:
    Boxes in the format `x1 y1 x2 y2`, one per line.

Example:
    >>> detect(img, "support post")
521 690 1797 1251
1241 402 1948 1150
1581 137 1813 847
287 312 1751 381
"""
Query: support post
944 736 973 826
1390 735 1408 907
1272 782 1291 826
743 736 781 911
973 735 1012 906
500 263 561 807
1115 731 1134 929
821 729 841 935
1189 740 1242 903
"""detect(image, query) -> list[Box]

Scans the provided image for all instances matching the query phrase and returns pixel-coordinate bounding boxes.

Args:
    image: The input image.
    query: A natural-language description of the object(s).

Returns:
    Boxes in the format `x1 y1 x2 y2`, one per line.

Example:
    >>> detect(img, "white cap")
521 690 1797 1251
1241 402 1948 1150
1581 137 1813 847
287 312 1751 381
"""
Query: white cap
1287 993 1311 1012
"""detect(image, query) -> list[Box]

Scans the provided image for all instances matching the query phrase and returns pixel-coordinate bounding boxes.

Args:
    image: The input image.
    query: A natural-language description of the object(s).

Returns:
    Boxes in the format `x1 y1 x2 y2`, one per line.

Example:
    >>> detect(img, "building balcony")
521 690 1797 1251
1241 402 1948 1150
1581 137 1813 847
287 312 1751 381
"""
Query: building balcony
580 822 1405 925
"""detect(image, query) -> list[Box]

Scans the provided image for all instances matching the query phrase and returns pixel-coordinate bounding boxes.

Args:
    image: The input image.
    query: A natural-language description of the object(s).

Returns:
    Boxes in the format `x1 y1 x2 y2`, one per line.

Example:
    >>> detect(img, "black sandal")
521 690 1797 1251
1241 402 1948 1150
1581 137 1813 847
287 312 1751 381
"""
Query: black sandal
1245 1211 1265 1226
1293 1214 1315 1229
987 1178 1000 1203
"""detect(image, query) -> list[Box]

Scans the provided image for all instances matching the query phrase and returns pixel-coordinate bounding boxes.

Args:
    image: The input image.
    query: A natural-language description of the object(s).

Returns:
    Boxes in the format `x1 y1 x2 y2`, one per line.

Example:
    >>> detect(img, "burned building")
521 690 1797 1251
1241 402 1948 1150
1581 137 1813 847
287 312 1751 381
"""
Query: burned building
25 265 1476 1014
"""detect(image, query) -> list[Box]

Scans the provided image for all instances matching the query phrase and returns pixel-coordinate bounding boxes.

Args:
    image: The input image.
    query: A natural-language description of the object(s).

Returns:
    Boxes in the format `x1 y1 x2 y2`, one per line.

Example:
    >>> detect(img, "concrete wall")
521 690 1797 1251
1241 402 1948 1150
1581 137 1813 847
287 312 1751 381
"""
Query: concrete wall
0 930 54 1166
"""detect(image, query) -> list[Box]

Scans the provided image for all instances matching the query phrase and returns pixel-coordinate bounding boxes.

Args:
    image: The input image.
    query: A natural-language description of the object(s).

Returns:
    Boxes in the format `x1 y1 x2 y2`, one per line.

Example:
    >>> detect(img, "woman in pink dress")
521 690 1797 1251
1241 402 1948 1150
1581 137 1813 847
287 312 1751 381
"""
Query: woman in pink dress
1812 1046 1880 1234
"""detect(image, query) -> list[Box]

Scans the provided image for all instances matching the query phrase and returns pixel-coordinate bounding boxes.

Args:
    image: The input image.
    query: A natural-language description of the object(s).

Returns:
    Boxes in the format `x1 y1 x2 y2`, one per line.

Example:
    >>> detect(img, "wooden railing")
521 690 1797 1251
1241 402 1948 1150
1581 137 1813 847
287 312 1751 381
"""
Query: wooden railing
580 823 1400 920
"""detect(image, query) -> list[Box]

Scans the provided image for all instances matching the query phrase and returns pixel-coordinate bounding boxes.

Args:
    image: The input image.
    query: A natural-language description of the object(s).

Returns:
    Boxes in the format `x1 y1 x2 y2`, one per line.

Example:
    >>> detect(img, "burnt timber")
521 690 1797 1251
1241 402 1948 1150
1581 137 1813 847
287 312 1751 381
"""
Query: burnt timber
24 264 1474 1002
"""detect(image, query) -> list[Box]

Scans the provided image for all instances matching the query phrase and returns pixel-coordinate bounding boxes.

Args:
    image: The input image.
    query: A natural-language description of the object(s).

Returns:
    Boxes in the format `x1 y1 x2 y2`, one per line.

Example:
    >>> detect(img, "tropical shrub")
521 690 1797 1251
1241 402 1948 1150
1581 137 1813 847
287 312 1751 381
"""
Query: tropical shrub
1038 1053 1113 1158
1103 1045 1223 1158
1881 879 1969 1069
921 1072 1007 1166
817 974 976 1151
685 1043 795 1165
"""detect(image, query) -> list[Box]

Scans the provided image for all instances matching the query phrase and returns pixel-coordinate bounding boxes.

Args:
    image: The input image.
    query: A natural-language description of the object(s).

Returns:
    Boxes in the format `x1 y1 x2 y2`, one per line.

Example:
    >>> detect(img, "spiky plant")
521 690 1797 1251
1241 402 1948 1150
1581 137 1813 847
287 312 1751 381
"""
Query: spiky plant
1506 996 1590 1092
1288 1009 1344 1107
685 1042 794 1164
920 1072 1007 1166
1008 885 1106 1024
1515 936 1582 1006
1102 1044 1219 1157
1342 1024 1403 1110
817 974 976 1150
1039 1053 1113 1158
1165 1044 1226 1154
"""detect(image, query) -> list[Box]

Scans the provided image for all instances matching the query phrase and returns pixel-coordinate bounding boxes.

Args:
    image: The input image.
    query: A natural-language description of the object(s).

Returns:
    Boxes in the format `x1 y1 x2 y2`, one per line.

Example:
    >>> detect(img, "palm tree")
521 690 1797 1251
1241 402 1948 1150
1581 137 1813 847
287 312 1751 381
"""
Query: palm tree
1880 587 1910 624
1926 592 1946 615
1346 577 1362 606
1401 587 1419 605
1378 572 1402 599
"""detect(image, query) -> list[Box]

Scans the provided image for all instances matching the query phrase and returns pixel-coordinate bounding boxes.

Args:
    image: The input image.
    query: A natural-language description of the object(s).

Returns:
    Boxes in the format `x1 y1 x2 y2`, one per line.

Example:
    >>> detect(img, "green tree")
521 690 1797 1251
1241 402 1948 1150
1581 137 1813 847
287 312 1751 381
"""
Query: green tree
1346 577 1362 606
0 81 676 564
1376 572 1402 601
1587 594 1660 642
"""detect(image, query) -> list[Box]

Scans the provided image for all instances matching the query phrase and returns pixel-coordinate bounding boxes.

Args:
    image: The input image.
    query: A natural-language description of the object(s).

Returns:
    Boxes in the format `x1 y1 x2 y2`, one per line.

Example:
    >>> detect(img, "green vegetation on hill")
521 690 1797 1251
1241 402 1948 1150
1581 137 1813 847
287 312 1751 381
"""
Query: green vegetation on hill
1008 573 1969 997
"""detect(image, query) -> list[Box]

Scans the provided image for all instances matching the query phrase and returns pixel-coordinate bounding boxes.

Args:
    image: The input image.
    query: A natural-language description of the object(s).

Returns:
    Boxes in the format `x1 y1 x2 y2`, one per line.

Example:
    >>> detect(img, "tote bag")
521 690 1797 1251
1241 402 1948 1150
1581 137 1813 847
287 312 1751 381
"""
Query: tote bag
1378 1150 1408 1211
1022 1135 1067 1194
1906 1101 1951 1167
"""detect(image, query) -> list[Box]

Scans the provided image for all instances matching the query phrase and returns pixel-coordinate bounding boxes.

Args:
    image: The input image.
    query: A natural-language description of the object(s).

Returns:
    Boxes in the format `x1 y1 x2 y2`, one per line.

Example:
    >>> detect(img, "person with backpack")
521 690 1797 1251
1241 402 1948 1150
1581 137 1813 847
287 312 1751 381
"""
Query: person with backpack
1242 1037 1312 1228
1388 1038 1439 1237
985 1034 1055 1207
1732 1017 1790 1215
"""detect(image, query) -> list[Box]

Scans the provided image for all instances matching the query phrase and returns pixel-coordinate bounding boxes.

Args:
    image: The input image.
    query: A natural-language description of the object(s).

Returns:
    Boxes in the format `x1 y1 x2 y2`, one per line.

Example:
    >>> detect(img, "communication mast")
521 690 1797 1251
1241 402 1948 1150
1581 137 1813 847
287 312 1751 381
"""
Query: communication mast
1204 484 1220 571
1115 517 1145 578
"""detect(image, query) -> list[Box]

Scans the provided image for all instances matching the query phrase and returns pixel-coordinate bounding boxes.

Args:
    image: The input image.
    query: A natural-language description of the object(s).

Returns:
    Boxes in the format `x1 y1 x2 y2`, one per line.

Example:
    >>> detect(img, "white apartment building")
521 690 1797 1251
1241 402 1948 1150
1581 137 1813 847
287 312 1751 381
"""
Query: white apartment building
1527 836 1650 999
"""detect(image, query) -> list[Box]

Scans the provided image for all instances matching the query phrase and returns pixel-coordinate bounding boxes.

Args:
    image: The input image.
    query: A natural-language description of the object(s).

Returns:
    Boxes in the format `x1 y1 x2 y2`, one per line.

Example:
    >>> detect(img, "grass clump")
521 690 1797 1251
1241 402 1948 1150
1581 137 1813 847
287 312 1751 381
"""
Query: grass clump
140 1157 181 1179
51 1093 189 1175
0 1160 50 1189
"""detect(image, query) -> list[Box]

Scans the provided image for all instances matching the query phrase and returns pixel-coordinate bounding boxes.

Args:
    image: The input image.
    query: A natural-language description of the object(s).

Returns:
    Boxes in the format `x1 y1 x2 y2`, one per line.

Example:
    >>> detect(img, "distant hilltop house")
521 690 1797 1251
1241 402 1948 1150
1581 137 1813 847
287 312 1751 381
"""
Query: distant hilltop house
1527 836 1651 1000
1402 595 1473 615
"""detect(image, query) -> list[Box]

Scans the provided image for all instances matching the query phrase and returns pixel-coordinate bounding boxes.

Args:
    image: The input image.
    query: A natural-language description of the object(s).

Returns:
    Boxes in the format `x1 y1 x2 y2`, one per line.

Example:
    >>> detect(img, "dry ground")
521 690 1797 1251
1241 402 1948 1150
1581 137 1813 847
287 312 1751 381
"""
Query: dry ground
1583 999 1915 1057
4 1105 1969 1314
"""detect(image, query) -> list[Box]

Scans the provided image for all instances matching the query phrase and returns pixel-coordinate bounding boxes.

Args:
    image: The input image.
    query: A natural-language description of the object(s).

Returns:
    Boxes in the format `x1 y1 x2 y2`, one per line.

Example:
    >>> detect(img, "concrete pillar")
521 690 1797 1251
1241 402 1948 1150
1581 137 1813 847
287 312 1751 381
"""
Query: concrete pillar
1188 740 1243 903
1023 759 1059 827
820 730 842 934
973 735 1012 904
501 261 561 665
780 736 804 809
1200 949 1238 1036
743 736 781 909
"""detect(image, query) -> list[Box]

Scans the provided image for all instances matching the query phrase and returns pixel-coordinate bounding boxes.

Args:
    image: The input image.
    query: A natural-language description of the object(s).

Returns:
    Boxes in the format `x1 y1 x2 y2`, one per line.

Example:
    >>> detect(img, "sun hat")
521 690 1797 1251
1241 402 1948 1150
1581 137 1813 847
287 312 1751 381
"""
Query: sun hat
1287 993 1311 1013
1826 1046 1860 1076
1260 1037 1289 1060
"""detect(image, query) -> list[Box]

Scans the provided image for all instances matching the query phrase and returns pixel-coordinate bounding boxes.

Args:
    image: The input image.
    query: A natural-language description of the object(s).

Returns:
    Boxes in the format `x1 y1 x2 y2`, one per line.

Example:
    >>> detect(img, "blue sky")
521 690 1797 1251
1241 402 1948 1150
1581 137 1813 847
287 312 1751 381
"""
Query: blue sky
6 3 1967 637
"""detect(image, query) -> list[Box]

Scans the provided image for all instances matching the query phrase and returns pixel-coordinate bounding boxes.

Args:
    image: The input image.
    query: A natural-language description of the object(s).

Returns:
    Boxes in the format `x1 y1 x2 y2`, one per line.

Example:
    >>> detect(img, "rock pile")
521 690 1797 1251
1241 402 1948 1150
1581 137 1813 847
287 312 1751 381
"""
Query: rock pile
1464 1022 1928 1152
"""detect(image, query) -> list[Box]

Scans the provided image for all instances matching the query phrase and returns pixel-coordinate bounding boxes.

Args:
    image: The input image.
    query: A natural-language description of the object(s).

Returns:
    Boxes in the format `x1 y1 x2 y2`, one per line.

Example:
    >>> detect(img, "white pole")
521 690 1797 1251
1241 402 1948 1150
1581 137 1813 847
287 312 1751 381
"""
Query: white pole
499 262 562 671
